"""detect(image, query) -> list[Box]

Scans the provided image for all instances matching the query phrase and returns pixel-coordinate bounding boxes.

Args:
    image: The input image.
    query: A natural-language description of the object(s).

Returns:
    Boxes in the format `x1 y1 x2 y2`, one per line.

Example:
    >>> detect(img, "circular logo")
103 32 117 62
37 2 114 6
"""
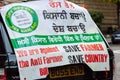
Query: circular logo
5 6 38 33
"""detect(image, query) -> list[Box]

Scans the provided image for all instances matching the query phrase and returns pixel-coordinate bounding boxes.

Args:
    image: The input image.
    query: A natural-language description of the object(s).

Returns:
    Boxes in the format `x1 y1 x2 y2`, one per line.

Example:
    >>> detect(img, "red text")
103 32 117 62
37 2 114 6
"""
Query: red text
40 46 59 54
30 57 43 66
19 60 29 68
85 54 108 63
17 50 28 57
40 67 48 76
43 55 63 64
80 44 104 51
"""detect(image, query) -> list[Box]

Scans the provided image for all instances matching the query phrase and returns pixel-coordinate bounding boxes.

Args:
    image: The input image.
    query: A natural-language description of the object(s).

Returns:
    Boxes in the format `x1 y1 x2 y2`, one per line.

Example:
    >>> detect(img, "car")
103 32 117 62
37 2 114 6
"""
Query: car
111 29 120 44
0 0 114 80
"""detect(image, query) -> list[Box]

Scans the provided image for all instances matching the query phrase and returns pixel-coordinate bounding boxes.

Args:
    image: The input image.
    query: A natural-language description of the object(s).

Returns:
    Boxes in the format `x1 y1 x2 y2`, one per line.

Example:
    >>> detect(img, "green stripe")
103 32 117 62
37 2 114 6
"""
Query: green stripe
11 33 103 48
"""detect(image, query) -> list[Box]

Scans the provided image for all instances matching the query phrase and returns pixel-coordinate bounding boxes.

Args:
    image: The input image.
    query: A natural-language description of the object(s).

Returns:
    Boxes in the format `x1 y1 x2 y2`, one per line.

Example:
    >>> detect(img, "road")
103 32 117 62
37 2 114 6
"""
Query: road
109 43 120 80
109 43 120 50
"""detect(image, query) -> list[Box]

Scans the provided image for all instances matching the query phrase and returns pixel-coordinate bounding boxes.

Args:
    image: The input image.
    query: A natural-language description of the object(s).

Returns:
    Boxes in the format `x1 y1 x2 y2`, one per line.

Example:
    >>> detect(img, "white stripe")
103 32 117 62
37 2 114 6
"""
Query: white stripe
114 50 120 54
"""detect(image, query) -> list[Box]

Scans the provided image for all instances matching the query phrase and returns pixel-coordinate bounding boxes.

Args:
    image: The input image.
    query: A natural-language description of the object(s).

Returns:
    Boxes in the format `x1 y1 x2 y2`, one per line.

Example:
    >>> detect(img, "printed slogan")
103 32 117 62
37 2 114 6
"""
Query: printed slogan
16 43 108 69
1 0 109 80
